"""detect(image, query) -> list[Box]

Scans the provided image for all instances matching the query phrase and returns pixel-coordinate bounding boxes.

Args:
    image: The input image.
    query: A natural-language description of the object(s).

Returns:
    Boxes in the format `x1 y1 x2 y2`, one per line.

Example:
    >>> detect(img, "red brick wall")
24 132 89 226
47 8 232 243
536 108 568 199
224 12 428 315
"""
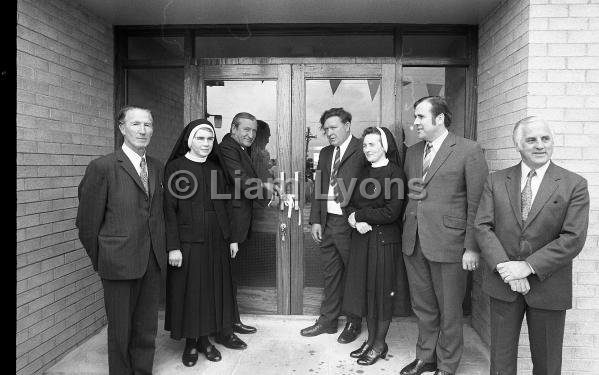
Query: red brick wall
16 0 113 373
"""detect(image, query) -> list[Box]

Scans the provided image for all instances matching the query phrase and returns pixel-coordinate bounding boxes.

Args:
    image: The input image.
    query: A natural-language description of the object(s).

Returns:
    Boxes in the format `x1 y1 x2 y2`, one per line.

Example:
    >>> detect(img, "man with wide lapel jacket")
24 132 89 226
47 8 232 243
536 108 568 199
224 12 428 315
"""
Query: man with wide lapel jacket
400 97 488 375
76 106 166 375
219 112 278 341
475 117 589 375
300 107 366 345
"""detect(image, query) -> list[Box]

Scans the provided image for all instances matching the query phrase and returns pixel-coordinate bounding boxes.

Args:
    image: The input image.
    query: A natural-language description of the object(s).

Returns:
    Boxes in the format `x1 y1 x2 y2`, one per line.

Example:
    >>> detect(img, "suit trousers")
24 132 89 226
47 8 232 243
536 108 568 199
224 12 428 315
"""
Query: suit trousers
101 251 161 375
490 295 566 375
317 213 360 327
403 237 467 373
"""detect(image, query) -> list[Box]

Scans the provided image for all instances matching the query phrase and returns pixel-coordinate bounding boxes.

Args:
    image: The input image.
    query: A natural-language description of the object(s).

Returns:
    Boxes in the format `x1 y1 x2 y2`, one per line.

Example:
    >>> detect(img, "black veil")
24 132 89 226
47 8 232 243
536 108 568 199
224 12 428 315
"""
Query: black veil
166 118 232 185
379 126 402 167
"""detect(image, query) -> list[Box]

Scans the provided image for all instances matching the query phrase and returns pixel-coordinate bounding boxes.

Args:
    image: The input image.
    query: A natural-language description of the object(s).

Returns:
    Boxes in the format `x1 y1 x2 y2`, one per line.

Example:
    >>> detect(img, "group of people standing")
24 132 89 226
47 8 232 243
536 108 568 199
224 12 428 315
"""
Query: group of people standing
76 94 589 375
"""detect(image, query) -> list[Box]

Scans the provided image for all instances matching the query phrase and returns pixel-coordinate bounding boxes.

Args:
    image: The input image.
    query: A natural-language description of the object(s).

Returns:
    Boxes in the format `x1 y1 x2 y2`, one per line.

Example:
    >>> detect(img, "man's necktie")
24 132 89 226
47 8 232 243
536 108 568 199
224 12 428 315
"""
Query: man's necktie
330 146 341 203
140 157 149 196
521 169 536 221
422 142 433 178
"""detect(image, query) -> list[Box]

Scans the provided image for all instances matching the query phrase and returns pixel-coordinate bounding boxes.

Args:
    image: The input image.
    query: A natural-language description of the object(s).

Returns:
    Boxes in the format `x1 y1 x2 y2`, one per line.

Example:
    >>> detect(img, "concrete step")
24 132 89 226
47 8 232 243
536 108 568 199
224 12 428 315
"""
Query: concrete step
46 314 489 374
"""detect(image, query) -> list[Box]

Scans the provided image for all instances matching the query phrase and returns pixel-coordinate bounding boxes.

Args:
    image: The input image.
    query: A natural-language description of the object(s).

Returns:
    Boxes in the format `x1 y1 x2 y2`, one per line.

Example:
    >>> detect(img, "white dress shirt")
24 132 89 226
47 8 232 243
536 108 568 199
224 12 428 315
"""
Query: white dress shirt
520 160 550 203
121 143 146 176
423 128 449 165
327 135 352 215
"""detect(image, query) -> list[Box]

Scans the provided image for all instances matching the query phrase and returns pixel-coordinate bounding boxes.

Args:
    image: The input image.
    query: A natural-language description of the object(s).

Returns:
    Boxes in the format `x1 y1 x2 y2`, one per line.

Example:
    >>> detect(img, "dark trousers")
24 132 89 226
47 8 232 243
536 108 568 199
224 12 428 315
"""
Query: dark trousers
231 254 241 325
490 295 566 375
101 252 161 375
317 213 360 327
403 239 467 374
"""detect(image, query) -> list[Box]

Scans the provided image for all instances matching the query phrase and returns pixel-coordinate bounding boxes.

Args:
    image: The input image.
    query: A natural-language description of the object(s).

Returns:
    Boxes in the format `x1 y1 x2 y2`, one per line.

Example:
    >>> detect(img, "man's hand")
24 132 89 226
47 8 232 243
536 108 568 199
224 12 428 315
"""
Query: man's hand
348 212 357 228
462 249 480 271
230 243 239 258
497 261 532 282
168 249 183 268
355 222 372 234
311 224 323 243
508 278 530 295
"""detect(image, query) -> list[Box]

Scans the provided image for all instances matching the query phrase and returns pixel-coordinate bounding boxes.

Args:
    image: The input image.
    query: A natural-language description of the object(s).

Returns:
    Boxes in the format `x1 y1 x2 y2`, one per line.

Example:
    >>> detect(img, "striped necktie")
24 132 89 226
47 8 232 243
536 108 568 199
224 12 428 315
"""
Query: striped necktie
422 142 433 178
521 169 536 221
140 157 149 196
330 147 341 203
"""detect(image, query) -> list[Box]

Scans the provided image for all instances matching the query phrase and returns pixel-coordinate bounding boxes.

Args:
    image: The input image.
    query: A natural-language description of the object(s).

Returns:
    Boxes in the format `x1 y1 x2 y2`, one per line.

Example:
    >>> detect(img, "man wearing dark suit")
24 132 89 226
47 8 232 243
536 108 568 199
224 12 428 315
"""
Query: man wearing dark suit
300 107 364 344
76 106 167 375
475 116 589 375
400 96 488 375
219 112 278 348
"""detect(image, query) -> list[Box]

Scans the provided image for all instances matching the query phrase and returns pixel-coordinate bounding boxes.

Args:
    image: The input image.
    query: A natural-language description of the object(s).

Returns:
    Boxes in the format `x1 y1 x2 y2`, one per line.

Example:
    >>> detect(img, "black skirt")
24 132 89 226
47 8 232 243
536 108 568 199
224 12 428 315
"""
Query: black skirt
343 229 398 321
164 211 234 339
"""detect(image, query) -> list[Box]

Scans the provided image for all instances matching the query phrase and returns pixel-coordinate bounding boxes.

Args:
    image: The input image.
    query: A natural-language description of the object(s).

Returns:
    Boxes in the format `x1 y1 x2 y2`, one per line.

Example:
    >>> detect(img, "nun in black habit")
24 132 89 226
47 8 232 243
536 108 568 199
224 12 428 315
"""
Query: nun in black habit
163 119 244 367
342 126 409 366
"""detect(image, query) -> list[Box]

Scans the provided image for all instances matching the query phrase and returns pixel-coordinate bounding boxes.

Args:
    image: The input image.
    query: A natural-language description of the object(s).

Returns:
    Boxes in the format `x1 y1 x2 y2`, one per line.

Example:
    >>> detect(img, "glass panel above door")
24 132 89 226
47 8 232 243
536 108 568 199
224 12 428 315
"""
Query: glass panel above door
401 67 467 147
195 35 393 57
402 35 468 58
128 36 185 60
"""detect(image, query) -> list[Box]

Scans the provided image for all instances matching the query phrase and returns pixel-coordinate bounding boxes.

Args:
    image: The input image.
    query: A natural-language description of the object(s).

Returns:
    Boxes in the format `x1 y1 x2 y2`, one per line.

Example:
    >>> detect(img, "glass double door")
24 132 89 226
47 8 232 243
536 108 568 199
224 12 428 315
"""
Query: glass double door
185 62 395 315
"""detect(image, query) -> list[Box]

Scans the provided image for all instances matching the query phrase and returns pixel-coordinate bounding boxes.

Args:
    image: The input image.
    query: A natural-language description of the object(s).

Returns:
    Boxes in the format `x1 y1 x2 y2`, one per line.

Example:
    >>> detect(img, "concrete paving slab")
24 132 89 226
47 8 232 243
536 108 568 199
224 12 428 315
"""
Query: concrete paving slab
46 314 490 374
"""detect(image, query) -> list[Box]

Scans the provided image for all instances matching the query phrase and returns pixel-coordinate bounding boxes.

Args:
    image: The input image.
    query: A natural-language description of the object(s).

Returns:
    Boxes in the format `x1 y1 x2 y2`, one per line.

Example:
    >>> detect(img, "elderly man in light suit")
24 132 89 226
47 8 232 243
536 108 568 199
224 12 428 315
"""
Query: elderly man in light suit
475 116 589 375
400 96 488 375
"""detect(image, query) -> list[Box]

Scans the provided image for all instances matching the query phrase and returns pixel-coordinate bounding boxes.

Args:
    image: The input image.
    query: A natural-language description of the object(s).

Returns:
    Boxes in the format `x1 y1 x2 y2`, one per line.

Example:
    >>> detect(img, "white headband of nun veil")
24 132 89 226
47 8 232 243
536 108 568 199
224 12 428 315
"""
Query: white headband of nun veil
187 124 215 149
376 126 388 152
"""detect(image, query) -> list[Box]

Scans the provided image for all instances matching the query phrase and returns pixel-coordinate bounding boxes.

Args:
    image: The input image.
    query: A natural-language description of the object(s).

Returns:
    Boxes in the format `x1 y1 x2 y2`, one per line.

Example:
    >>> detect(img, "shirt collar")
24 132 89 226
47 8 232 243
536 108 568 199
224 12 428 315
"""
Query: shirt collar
521 160 550 180
122 142 145 166
337 134 352 157
371 158 389 168
428 128 449 151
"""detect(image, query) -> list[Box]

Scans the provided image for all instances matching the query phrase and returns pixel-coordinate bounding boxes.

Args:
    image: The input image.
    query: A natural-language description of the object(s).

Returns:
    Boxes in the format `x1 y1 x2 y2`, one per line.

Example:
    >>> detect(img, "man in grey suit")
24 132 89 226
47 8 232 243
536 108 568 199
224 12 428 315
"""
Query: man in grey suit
475 116 589 375
76 105 167 375
400 96 488 375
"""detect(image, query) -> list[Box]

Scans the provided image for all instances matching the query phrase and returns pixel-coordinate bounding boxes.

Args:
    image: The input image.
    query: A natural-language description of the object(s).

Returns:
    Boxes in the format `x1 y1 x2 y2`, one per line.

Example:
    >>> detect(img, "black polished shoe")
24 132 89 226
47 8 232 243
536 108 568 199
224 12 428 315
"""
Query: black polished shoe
433 371 453 375
400 358 437 375
215 333 247 350
337 321 361 344
350 341 372 358
357 343 388 365
201 344 222 362
233 321 257 334
300 321 337 337
181 346 199 367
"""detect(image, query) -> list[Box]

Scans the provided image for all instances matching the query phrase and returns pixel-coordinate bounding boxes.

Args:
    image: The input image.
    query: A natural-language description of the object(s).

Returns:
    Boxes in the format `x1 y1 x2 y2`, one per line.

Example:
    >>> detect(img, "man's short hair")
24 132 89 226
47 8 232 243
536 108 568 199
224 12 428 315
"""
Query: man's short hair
319 107 352 129
414 96 452 128
230 112 257 131
116 105 153 126
512 116 552 144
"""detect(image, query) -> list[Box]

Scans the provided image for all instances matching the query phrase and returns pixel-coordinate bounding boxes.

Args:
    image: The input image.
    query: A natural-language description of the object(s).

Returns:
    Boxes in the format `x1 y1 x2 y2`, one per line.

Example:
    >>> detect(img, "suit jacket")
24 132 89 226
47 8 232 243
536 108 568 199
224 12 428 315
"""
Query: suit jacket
402 132 488 263
76 149 167 280
309 136 367 227
220 133 262 243
475 162 589 310
163 157 237 249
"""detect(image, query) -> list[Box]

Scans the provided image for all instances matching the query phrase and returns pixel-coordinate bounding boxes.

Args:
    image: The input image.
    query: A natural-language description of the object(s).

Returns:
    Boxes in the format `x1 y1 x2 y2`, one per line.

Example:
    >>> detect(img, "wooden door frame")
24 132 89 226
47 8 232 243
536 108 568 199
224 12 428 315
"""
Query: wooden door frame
184 62 293 314
289 62 396 314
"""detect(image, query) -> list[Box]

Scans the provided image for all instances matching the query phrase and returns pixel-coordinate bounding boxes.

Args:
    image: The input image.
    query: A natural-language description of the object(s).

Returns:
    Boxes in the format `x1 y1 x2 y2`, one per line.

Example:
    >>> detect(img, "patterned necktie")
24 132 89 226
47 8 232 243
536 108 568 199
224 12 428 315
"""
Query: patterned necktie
330 146 341 203
422 142 433 178
521 169 536 221
140 157 149 195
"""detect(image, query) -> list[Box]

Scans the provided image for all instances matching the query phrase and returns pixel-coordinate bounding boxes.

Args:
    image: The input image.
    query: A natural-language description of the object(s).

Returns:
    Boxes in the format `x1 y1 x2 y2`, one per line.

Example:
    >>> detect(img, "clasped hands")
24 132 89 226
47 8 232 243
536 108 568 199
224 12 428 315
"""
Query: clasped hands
496 261 532 295
348 212 372 234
